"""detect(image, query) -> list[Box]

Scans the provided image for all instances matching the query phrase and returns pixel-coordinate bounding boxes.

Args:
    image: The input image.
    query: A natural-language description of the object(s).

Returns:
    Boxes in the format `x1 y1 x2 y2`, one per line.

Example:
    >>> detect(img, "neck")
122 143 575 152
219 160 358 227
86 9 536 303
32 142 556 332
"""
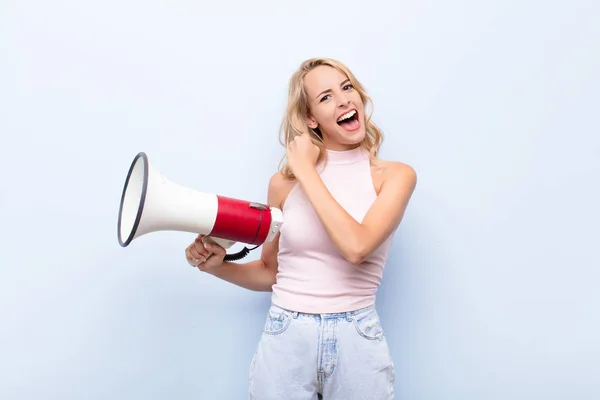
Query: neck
324 146 368 165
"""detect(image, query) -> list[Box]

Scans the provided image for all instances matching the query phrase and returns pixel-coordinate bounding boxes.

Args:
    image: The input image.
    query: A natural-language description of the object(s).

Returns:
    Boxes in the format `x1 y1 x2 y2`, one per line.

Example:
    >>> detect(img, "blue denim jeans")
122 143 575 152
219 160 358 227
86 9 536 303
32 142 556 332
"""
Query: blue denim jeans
248 303 395 399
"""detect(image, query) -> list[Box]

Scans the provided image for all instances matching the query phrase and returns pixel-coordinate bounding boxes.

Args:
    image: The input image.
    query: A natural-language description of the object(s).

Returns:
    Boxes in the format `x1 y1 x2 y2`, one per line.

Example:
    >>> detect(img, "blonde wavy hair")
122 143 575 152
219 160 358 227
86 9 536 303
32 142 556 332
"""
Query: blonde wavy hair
278 57 384 180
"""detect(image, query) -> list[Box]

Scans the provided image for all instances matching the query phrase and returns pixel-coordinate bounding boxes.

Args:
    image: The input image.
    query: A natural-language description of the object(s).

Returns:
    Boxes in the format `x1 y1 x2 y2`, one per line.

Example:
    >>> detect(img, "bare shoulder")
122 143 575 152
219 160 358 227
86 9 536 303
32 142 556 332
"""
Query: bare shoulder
267 172 297 209
385 160 416 182
370 157 417 194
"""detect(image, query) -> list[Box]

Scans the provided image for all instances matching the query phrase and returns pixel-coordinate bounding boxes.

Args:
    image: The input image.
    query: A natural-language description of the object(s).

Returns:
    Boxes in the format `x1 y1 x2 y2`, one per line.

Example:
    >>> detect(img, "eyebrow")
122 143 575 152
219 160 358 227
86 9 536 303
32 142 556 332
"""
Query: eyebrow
316 79 351 99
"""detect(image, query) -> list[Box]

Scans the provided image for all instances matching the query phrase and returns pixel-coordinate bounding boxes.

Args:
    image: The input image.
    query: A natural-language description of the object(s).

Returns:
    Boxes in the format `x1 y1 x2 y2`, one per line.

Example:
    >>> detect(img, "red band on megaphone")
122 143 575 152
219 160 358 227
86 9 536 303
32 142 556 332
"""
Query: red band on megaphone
210 196 273 245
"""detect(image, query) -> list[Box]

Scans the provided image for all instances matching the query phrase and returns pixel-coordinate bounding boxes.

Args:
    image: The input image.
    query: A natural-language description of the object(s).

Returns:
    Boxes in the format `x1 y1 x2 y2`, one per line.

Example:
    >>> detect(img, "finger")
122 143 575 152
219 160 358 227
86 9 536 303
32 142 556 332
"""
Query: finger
204 242 225 256
195 236 209 252
189 245 205 261
200 242 216 261
186 248 201 266
193 241 209 258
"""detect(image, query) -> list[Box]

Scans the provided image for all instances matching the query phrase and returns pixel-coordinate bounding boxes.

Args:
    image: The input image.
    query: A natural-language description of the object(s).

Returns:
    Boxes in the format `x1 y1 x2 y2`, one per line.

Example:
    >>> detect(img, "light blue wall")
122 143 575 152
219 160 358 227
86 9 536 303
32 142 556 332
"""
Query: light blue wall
1 0 599 399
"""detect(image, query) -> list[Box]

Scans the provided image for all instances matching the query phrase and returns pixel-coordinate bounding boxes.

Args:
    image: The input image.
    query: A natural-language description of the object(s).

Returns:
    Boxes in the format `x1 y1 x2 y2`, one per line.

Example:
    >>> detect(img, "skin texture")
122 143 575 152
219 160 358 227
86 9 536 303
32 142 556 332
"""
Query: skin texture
185 65 417 290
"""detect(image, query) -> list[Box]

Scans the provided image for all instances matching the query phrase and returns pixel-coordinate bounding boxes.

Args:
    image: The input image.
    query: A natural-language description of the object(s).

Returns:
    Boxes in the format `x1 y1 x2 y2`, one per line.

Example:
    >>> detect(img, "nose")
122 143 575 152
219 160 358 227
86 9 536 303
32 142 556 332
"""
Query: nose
337 93 351 107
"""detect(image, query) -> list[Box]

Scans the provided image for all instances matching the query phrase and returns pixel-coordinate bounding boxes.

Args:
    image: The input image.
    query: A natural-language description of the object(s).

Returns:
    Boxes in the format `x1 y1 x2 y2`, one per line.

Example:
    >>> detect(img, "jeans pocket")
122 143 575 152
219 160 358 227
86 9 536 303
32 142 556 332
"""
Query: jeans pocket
263 306 293 336
352 307 384 340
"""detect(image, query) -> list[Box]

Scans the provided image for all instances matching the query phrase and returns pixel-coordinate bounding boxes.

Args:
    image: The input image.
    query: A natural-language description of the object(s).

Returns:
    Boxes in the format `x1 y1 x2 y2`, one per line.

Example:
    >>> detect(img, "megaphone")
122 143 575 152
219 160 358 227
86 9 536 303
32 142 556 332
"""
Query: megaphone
117 152 284 261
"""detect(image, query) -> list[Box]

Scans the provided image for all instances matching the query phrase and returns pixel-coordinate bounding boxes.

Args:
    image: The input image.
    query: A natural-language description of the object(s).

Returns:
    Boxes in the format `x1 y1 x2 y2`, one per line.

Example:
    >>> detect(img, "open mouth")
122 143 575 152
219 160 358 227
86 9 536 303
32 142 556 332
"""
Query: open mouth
336 109 360 131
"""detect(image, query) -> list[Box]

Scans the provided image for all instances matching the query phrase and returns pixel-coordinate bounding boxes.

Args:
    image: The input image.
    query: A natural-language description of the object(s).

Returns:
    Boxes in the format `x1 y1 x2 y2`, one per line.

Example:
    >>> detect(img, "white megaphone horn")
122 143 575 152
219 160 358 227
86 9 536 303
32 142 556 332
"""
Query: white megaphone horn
117 152 284 261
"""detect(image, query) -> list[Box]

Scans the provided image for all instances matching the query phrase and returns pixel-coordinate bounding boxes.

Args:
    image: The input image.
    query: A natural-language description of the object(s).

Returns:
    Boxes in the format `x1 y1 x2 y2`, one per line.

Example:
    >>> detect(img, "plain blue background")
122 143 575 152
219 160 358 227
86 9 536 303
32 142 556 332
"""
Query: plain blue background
1 0 599 399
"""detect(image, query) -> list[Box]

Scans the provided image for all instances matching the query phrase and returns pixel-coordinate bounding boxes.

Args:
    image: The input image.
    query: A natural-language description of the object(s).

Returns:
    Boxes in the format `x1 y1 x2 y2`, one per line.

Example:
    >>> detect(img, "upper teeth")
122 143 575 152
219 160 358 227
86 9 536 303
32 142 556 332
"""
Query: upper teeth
337 110 356 122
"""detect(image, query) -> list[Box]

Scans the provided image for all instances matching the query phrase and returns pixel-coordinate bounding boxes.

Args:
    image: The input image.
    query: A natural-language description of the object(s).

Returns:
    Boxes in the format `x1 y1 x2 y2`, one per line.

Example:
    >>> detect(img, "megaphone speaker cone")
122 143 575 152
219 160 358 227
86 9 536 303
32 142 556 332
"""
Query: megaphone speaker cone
117 152 148 247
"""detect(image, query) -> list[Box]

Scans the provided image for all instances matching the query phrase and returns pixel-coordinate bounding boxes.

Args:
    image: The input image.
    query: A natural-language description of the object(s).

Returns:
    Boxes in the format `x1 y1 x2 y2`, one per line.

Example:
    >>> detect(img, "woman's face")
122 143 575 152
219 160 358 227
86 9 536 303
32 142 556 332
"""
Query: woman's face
303 65 366 150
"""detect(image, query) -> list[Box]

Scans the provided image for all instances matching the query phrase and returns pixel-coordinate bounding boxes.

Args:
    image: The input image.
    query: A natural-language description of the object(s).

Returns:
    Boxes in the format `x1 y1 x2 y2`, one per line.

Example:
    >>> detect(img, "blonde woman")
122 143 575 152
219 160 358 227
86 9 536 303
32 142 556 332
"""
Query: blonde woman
186 58 417 399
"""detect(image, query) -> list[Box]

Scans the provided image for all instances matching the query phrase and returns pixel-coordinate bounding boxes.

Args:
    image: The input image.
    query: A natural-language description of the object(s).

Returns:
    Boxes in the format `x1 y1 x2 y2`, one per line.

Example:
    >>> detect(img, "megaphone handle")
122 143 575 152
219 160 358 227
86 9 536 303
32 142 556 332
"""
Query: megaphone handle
202 236 236 250
200 235 260 263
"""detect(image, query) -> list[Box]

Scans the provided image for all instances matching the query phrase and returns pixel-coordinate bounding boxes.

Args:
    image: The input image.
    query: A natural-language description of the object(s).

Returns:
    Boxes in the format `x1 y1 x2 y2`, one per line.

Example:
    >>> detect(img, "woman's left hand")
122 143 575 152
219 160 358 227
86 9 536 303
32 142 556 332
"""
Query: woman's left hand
286 133 320 177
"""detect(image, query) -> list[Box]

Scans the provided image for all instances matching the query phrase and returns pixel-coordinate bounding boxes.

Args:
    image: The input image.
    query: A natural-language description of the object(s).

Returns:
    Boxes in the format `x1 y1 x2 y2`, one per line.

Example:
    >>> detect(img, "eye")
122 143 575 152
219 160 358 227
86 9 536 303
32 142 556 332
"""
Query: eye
320 94 331 102
343 84 354 91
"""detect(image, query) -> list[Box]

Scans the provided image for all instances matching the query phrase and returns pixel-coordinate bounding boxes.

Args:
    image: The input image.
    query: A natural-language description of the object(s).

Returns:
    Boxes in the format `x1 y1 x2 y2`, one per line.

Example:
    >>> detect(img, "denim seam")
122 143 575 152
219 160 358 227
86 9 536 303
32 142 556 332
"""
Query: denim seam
316 317 325 393
321 318 338 382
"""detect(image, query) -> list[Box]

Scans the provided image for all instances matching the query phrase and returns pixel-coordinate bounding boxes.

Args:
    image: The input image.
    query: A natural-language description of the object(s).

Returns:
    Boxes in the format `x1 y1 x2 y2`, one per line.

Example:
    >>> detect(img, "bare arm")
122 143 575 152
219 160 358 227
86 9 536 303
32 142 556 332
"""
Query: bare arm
192 173 288 292
207 239 279 292
296 161 417 264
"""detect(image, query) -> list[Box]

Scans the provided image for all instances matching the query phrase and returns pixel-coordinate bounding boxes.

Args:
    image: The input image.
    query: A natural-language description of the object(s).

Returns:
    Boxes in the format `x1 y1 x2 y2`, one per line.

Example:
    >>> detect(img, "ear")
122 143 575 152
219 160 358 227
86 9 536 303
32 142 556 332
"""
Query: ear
306 113 318 129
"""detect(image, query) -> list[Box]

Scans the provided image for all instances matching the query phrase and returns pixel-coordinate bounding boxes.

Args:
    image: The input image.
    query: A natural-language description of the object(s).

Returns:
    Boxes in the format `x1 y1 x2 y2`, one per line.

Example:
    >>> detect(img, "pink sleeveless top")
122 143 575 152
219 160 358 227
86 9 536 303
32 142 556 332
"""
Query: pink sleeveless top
271 147 395 313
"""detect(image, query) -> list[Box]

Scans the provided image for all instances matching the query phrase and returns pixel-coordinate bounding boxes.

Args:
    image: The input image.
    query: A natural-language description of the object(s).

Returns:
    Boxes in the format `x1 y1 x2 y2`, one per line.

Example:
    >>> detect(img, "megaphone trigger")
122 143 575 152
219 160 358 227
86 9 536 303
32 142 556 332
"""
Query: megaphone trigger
117 152 284 262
